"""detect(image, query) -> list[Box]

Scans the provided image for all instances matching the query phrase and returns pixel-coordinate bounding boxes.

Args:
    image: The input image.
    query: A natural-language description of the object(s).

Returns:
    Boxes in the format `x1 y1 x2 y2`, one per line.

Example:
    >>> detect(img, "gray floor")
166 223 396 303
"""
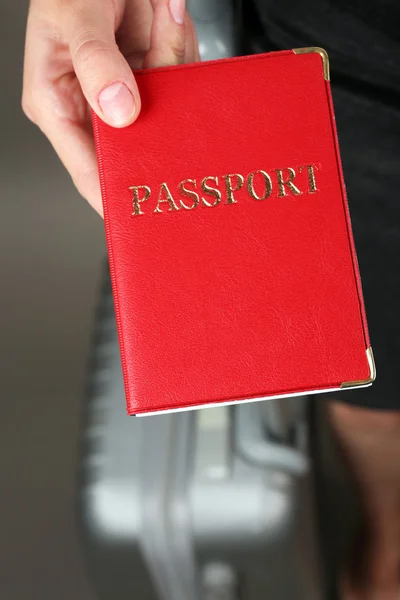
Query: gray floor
1 2 103 598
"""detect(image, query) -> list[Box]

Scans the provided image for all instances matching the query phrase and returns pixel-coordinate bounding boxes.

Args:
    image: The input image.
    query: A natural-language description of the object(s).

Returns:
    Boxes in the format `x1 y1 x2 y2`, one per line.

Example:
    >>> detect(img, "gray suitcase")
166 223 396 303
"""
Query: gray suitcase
77 271 331 600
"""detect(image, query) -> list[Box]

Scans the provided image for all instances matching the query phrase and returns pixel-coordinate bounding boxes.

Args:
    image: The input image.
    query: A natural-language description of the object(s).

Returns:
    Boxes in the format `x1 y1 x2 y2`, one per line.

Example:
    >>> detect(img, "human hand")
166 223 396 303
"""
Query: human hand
22 0 200 215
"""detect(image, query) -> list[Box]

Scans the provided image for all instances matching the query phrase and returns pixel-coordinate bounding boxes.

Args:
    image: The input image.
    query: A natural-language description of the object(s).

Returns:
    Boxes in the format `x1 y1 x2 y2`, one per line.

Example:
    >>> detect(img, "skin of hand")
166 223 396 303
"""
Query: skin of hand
329 401 400 600
22 0 200 215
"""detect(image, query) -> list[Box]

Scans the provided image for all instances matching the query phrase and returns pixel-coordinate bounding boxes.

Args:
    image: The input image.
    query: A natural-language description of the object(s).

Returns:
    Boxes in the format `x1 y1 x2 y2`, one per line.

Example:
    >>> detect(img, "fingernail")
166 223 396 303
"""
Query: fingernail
98 82 135 127
169 0 185 24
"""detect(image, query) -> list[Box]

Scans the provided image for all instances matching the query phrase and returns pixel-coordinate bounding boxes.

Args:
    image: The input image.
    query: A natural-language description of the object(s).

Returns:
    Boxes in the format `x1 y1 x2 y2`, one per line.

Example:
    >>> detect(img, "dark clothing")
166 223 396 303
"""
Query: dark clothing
251 0 400 409
253 0 400 91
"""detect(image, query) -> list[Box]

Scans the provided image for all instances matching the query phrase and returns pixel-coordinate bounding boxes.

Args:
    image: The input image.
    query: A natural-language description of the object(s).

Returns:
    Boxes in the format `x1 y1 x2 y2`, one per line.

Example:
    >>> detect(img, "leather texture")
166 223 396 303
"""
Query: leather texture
93 50 371 415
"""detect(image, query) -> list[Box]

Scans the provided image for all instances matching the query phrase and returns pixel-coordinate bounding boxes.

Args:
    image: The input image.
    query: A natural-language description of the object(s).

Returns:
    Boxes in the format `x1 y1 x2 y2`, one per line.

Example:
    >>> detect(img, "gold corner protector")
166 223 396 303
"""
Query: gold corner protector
292 47 330 81
340 347 376 389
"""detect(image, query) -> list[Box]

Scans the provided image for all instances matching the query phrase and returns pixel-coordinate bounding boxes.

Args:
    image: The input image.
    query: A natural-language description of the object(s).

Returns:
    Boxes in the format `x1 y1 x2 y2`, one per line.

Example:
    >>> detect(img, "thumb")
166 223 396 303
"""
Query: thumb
65 1 141 128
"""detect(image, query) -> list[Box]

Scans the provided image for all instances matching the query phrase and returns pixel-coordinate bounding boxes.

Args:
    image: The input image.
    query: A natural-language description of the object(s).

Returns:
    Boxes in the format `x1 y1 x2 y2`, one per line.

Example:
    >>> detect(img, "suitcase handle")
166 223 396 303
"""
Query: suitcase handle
233 403 309 475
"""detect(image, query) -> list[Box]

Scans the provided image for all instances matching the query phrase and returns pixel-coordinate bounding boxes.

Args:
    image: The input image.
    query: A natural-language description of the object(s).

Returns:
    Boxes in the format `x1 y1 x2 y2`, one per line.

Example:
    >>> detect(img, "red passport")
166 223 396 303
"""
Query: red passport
93 48 375 416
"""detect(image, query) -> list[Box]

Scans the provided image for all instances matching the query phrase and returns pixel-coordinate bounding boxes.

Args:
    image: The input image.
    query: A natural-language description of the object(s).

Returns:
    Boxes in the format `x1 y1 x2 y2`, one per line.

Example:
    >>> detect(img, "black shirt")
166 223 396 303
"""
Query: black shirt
253 0 400 93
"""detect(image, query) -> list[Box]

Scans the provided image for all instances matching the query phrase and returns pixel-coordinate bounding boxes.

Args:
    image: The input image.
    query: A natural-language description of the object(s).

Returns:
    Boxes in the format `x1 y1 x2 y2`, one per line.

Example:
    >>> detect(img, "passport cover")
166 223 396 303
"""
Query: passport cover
93 48 375 416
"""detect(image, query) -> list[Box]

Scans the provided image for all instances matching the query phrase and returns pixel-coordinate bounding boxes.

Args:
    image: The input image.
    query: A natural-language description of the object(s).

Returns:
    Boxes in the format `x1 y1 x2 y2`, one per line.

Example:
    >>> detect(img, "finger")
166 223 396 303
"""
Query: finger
144 0 186 68
183 12 201 63
44 115 103 215
64 0 141 128
31 90 103 214
116 0 154 69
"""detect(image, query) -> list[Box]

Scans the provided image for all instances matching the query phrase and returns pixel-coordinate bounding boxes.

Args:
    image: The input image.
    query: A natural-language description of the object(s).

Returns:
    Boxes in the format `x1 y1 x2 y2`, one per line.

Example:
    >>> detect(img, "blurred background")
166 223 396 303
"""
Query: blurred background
1 1 102 598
